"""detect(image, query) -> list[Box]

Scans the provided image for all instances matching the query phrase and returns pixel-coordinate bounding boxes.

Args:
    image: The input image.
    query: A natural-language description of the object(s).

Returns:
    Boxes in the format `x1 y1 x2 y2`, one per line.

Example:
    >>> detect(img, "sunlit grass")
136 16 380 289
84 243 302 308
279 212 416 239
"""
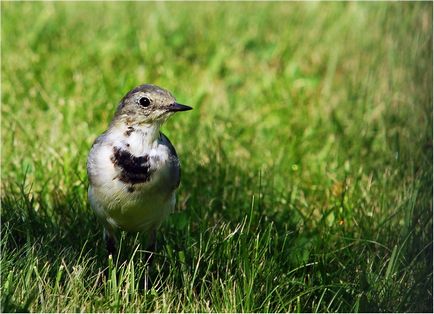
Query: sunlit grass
1 2 432 312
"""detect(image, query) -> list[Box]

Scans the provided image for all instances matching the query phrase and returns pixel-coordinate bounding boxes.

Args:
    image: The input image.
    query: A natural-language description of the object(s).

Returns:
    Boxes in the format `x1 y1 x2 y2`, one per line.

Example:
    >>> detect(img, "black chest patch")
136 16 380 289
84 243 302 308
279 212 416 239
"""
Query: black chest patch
111 146 154 184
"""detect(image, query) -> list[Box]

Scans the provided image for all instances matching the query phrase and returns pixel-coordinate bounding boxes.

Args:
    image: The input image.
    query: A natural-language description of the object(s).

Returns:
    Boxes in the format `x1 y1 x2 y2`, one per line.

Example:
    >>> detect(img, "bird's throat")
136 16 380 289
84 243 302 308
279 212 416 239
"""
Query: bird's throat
123 122 162 148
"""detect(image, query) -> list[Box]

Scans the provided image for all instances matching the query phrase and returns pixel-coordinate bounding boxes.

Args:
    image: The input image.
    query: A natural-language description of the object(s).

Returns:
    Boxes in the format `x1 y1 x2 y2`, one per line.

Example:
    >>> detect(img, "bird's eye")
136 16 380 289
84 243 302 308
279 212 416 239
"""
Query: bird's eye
139 97 151 107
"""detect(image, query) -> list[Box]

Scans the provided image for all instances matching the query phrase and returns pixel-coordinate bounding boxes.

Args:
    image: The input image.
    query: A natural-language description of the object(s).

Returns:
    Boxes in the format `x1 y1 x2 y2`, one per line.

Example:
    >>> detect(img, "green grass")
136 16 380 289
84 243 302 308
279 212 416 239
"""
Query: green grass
1 1 432 312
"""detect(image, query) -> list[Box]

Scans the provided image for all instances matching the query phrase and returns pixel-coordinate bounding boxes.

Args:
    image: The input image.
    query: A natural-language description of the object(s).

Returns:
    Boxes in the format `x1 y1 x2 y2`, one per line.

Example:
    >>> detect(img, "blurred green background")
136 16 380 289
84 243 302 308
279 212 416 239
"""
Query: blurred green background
1 2 432 312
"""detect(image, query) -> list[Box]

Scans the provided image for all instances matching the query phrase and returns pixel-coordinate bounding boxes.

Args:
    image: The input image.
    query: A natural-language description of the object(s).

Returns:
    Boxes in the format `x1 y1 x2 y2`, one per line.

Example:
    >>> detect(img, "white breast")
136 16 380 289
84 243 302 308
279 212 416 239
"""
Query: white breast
87 125 179 233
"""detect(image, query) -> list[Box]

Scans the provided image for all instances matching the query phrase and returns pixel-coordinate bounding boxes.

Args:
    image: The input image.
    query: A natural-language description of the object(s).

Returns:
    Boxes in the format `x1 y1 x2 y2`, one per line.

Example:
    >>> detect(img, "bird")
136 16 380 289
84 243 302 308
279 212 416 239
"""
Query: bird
87 84 192 255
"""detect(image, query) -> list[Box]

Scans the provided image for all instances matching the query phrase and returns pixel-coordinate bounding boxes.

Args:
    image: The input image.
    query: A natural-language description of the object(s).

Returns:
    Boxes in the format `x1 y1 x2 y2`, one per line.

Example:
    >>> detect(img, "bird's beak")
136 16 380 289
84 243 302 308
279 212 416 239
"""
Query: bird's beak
167 102 193 112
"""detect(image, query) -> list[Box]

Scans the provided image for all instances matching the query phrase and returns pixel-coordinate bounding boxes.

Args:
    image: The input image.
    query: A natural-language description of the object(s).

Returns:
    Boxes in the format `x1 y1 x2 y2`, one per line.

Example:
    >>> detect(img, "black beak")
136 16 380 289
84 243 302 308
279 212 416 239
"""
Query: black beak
167 102 192 112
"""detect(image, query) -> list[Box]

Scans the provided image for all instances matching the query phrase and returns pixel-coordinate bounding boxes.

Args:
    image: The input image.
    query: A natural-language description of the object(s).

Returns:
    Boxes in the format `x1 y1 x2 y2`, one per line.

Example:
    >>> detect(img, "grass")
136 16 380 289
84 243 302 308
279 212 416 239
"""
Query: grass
1 1 432 312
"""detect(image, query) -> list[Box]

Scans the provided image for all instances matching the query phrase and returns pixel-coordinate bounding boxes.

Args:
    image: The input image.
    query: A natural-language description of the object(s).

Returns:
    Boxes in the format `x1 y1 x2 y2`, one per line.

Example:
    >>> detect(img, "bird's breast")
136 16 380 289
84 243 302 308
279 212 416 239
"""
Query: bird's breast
89 129 174 182
87 127 180 232
111 146 154 185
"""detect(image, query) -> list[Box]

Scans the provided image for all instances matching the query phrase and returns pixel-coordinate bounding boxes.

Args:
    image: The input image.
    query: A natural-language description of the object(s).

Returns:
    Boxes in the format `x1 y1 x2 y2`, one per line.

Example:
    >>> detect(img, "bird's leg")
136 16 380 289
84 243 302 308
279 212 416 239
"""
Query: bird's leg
137 230 158 291
100 227 119 285
104 227 118 257
147 229 157 251
144 230 158 265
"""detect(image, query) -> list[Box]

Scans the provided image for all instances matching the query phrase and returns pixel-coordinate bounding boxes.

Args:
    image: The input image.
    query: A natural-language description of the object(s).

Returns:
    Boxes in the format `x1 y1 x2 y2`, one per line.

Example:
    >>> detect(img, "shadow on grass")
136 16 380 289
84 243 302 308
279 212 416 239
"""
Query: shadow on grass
1 157 432 312
1 156 312 311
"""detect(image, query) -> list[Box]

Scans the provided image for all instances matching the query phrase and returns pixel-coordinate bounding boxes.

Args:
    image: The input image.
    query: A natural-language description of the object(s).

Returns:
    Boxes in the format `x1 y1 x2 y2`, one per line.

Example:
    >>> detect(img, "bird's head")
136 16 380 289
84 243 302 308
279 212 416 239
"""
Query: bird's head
113 84 192 126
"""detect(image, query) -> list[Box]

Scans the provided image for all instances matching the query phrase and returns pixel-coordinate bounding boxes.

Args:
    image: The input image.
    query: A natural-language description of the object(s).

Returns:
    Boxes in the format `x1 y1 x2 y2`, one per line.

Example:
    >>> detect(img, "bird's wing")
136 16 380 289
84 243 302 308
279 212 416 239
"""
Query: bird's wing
159 132 181 189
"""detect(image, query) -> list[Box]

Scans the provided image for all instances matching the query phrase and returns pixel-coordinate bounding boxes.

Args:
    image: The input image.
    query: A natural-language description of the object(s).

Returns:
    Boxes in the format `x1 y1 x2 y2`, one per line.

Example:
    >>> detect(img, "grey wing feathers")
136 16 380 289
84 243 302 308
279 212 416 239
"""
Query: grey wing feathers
160 132 181 189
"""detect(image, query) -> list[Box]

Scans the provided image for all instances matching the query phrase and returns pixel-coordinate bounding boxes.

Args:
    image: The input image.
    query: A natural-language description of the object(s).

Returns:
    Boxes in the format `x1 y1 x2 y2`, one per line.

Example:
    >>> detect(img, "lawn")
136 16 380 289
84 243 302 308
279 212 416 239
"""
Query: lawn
1 1 432 312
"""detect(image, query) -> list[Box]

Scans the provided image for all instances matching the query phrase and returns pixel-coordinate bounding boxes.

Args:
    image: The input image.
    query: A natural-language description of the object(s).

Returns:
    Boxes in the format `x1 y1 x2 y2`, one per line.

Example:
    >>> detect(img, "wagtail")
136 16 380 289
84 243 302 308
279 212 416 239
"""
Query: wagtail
87 84 192 254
